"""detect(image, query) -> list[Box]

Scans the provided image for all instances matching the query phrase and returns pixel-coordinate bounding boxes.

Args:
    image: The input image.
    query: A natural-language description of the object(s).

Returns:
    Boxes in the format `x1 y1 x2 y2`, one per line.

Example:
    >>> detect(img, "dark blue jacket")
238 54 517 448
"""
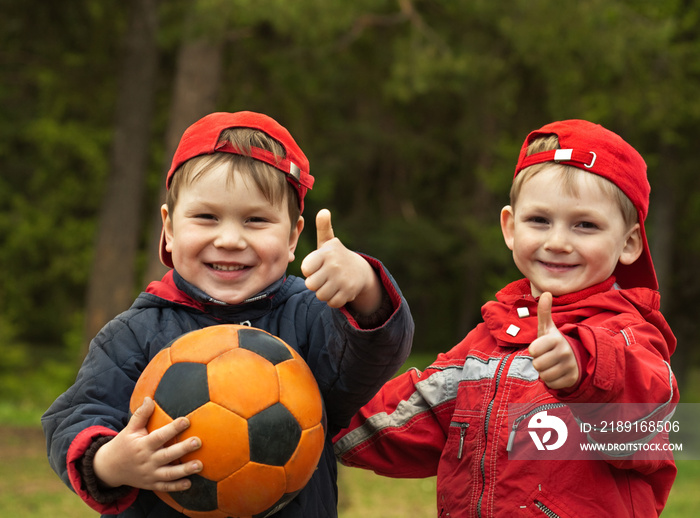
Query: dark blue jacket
42 260 413 517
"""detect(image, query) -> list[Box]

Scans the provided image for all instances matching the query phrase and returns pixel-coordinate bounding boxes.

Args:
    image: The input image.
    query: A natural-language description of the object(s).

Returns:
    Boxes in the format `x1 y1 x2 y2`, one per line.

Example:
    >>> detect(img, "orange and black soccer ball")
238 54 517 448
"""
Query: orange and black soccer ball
129 324 326 518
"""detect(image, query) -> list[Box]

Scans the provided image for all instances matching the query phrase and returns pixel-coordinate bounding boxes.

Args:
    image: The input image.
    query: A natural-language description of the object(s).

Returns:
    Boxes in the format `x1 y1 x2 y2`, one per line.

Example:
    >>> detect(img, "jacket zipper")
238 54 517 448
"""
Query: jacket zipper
535 499 560 518
449 422 470 459
506 402 566 451
476 353 512 517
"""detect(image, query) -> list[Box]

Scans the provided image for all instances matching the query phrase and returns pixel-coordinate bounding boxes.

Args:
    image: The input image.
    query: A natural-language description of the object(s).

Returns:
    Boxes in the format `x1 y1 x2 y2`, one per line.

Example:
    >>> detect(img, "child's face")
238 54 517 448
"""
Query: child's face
500 166 642 297
161 163 304 304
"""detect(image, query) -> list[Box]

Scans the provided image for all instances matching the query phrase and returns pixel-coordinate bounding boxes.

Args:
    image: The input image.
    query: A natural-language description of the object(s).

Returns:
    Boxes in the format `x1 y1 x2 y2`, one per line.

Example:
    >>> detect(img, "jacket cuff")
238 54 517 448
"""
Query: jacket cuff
346 285 394 330
67 426 138 514
341 254 402 330
549 336 590 399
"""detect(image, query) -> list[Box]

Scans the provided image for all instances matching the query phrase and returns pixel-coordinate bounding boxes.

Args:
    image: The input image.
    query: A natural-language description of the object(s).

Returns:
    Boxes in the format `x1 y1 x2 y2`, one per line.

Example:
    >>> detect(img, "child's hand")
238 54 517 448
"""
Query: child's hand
528 292 579 390
93 397 202 491
301 209 383 315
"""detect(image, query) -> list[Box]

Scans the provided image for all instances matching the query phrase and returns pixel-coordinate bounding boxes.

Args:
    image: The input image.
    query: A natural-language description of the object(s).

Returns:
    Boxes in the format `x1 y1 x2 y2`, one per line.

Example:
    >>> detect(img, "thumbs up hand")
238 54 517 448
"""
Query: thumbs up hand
528 292 579 390
301 209 383 314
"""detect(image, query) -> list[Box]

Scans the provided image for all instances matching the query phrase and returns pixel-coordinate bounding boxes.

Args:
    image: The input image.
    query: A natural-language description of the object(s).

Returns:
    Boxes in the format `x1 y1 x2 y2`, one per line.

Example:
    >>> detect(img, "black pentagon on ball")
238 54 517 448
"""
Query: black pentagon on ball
169 474 218 512
248 402 302 466
154 362 209 419
237 328 293 365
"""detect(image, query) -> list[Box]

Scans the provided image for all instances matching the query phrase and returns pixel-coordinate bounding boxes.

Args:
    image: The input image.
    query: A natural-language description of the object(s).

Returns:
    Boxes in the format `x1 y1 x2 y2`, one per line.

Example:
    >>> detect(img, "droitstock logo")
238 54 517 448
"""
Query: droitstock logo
528 410 568 451
509 403 692 460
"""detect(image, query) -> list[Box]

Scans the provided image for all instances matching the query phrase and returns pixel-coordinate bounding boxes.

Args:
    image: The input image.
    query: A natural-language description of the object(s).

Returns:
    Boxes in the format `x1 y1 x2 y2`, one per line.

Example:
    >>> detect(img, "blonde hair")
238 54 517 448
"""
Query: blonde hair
510 135 638 228
166 128 300 226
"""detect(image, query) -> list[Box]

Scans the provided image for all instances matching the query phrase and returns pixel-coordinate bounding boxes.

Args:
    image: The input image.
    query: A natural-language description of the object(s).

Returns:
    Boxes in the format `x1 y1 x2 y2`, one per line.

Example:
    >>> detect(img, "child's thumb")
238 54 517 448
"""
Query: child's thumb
315 209 335 249
537 292 555 338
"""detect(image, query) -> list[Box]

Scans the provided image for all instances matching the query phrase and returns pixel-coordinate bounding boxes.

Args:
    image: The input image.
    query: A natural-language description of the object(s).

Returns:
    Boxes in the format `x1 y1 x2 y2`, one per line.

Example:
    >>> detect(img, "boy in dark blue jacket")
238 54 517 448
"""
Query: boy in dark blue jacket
42 111 414 517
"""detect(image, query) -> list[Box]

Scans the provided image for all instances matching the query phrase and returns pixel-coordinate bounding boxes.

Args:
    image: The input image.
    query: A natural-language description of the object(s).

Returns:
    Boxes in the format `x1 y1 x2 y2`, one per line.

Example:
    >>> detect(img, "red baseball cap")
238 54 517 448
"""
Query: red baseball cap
514 119 657 290
159 111 314 268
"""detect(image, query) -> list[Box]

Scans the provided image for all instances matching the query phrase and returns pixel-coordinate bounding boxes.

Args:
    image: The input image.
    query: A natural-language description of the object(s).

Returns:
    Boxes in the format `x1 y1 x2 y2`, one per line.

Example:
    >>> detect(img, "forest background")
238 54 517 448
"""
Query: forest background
3 0 700 423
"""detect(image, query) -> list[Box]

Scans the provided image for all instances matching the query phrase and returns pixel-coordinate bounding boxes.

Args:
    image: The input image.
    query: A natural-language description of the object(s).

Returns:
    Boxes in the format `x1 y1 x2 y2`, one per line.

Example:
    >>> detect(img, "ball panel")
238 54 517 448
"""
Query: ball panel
248 403 301 466
169 326 241 364
177 402 249 481
148 402 176 437
237 328 293 365
173 508 232 518
129 349 172 413
284 423 325 492
207 349 279 419
277 359 324 429
155 362 209 419
218 463 286 517
154 491 188 516
155 483 233 518
168 473 218 513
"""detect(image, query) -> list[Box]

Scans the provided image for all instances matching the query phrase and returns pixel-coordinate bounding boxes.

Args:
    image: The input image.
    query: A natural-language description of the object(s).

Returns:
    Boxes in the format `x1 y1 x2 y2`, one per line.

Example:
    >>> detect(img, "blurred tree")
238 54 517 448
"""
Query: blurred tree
142 0 229 285
0 0 122 345
83 0 160 349
2 0 700 392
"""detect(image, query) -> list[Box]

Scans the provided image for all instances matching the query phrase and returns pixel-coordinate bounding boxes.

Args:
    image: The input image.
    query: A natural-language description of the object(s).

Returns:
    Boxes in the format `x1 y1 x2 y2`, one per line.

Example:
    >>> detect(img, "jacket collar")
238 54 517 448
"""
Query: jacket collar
496 277 617 306
171 269 284 306
146 270 284 322
484 277 618 347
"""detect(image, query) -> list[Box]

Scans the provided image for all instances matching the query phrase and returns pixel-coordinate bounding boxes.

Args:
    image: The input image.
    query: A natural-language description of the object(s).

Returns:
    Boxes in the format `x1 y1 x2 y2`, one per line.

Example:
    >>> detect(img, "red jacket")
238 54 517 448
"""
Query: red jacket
334 278 678 517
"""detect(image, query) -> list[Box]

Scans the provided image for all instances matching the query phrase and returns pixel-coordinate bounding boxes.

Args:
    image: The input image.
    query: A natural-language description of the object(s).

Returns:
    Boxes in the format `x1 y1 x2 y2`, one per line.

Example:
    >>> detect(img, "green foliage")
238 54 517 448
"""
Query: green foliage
0 0 118 345
0 326 81 426
2 0 700 391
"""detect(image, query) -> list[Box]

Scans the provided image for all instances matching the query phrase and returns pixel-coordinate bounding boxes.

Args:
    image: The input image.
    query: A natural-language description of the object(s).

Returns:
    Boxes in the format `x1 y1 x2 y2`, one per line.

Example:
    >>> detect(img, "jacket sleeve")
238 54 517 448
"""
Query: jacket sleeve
557 318 677 405
333 341 470 478
41 316 152 513
553 312 679 472
308 255 415 436
66 427 138 513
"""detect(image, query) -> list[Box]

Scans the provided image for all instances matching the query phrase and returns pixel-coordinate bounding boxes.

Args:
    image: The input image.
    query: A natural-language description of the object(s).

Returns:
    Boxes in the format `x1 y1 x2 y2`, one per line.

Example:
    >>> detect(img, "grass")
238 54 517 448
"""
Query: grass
0 427 95 517
0 423 434 517
1 424 697 517
338 467 436 517
3 357 698 516
664 460 700 517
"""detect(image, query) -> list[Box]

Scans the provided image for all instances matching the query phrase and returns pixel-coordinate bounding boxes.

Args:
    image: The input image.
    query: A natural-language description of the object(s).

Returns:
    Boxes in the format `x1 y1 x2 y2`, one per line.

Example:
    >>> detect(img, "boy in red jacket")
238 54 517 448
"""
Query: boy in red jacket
334 120 678 517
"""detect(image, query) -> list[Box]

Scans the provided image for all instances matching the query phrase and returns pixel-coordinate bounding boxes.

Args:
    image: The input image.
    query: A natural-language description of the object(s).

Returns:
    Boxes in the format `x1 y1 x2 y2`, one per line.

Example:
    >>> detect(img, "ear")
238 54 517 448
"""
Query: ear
619 223 644 265
161 204 174 252
288 216 305 263
500 205 516 251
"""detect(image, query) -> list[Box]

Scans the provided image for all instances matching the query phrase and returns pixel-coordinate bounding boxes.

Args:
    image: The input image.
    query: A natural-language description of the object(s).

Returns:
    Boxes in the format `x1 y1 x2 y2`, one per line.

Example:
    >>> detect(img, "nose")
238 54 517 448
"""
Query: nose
543 225 572 253
214 221 246 249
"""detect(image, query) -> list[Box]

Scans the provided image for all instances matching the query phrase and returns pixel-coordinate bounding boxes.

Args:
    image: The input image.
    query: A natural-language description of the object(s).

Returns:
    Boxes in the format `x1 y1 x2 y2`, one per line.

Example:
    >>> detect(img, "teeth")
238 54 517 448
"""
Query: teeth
211 264 245 272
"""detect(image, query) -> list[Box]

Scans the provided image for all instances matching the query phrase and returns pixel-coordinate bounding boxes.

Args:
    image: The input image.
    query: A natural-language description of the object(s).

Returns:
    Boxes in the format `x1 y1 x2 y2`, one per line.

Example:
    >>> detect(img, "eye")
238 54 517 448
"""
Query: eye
245 216 271 225
527 215 549 225
576 221 599 230
194 213 216 221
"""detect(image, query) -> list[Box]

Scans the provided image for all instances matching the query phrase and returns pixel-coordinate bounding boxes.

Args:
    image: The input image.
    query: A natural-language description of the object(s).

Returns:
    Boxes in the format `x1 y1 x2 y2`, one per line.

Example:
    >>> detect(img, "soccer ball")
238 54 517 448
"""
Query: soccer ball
129 324 326 518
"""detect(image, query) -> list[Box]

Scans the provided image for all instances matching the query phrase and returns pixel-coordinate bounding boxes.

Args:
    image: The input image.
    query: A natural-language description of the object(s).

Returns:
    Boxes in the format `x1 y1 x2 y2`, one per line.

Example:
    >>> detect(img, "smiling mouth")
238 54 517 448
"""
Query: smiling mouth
540 261 577 271
209 263 247 272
